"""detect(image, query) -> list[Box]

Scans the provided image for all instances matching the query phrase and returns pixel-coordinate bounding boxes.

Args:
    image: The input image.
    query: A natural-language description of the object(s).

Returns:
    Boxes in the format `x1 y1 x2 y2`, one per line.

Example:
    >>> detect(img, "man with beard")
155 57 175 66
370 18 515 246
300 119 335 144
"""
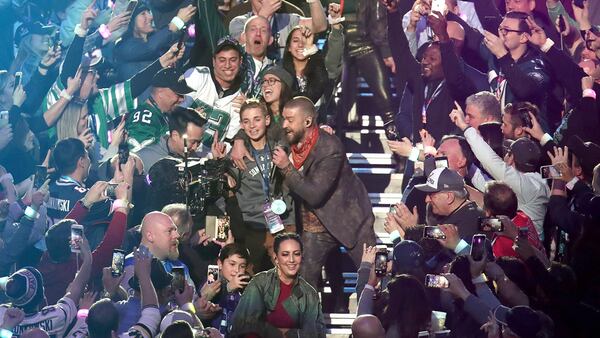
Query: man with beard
271 97 376 290
121 211 193 291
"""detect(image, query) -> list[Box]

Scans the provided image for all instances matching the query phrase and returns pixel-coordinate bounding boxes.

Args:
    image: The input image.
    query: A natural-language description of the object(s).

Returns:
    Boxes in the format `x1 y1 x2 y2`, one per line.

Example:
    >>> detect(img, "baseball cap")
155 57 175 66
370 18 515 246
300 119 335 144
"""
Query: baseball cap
567 136 600 178
15 22 56 45
392 240 424 274
263 66 294 88
506 137 541 172
494 305 542 338
214 35 244 56
152 68 194 95
415 168 465 193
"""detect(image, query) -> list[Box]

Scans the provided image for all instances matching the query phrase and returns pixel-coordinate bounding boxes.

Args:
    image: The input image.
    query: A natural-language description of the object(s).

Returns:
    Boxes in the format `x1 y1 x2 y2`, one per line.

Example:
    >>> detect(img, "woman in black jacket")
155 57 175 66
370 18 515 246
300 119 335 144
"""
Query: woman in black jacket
113 3 196 81
282 26 328 105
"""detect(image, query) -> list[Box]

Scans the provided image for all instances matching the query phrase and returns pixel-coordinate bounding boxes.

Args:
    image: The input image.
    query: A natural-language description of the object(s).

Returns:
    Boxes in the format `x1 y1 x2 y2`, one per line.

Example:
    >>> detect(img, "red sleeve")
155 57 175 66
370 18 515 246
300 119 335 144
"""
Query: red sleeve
64 201 89 223
492 236 518 258
91 210 127 277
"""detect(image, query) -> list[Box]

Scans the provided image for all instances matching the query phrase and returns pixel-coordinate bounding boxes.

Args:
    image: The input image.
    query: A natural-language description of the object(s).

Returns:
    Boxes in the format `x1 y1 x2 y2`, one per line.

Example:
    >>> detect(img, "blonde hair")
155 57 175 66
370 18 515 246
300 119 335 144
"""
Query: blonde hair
56 101 85 141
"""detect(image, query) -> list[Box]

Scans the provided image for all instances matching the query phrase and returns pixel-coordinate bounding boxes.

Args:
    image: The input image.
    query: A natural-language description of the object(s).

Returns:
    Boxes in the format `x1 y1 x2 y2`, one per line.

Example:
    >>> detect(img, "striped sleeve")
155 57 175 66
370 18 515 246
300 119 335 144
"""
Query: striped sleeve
94 80 137 148
42 80 65 112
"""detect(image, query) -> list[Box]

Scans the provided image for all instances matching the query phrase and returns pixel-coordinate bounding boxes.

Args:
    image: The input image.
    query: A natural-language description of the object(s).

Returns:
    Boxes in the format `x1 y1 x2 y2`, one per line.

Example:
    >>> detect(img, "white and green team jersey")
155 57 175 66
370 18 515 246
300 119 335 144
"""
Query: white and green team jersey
183 66 241 147
43 79 137 148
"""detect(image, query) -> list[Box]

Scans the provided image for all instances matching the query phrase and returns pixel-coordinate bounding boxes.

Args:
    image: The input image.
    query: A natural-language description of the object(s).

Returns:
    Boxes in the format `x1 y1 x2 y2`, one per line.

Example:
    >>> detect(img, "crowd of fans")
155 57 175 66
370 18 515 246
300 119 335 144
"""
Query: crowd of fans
0 0 600 337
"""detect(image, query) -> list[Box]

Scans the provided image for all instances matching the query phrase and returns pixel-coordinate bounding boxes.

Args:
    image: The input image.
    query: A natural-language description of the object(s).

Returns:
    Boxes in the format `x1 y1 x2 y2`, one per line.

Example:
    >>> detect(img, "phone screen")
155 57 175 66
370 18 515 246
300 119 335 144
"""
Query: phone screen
33 165 47 189
70 225 83 253
470 235 486 261
424 226 446 240
111 249 125 276
126 0 139 13
425 274 449 288
216 216 230 242
0 111 8 128
540 165 562 180
434 157 449 169
14 72 22 90
207 265 219 284
172 267 186 291
478 217 503 232
375 251 388 277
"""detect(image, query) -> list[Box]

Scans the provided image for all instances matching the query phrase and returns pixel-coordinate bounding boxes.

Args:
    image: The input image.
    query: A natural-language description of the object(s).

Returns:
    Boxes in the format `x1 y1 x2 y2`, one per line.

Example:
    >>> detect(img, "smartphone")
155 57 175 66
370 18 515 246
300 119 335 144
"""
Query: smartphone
105 183 118 199
470 234 487 261
33 165 47 190
0 111 8 128
558 14 567 33
126 0 139 13
478 217 504 232
205 215 230 242
177 30 187 52
431 0 448 14
518 227 529 238
14 72 22 91
51 29 60 49
172 267 186 292
389 205 396 214
111 249 125 277
423 226 446 240
70 224 84 253
574 0 584 9
540 165 562 180
207 265 220 284
375 250 388 277
118 141 129 166
425 274 449 288
434 156 449 169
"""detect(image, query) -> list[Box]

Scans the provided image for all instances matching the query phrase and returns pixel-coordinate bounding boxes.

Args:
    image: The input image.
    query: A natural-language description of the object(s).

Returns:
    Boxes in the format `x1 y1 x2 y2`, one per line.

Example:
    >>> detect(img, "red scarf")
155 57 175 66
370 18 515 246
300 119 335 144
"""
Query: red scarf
291 127 319 169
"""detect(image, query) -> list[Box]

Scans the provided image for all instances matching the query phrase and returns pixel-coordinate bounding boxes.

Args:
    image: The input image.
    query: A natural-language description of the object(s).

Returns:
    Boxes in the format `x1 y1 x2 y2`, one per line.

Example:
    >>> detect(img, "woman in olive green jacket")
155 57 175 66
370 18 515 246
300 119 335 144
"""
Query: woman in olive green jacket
230 233 325 338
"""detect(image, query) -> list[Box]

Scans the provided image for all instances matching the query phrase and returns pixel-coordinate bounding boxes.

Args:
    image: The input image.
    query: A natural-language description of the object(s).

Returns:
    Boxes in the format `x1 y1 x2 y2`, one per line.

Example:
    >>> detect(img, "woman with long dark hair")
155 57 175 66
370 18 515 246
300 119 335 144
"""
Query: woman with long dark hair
230 232 325 337
113 3 196 81
282 26 328 104
379 275 432 338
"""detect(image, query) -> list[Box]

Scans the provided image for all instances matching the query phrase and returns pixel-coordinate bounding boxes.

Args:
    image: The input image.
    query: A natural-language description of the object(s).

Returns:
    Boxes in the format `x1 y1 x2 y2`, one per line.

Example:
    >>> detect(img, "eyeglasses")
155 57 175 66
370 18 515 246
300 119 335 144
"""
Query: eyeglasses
498 27 525 35
262 78 281 86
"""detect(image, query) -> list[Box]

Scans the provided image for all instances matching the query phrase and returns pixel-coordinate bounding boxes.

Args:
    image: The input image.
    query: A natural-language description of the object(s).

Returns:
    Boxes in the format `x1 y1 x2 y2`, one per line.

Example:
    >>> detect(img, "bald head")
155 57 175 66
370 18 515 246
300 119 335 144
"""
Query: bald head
21 329 50 338
352 315 385 338
141 211 180 260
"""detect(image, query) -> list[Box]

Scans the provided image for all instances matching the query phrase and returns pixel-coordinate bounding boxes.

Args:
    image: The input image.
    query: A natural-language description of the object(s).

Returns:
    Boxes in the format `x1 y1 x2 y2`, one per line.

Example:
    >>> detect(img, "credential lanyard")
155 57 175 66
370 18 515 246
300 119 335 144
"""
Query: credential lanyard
421 81 445 125
251 143 273 200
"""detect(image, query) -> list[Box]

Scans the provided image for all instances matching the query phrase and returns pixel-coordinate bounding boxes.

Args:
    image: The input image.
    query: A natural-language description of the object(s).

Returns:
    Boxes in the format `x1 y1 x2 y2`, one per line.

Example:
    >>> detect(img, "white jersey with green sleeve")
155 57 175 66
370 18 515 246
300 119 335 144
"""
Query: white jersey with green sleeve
183 66 241 147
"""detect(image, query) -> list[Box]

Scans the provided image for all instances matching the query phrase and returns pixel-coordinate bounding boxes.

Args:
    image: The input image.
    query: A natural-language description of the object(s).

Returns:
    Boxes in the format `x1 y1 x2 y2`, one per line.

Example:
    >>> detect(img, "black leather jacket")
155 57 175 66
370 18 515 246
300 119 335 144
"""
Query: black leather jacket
344 0 392 58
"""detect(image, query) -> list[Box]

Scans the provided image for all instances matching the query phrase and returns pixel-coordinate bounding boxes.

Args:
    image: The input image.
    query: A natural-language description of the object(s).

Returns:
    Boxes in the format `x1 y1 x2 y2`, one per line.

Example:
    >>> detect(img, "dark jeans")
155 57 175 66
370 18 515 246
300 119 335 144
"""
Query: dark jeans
300 227 376 290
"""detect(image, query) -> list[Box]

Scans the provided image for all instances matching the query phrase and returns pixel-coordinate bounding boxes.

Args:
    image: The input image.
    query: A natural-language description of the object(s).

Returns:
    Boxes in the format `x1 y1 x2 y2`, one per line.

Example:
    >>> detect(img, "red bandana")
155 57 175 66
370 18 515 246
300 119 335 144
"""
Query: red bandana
291 127 319 169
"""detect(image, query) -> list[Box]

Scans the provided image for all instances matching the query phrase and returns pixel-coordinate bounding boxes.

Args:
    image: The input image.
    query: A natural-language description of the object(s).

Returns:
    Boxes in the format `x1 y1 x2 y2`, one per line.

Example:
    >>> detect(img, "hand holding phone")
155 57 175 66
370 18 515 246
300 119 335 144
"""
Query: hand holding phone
172 267 186 292
470 234 487 261
207 265 220 284
423 226 446 240
425 274 449 288
374 250 388 277
70 224 84 253
478 217 504 232
111 249 125 277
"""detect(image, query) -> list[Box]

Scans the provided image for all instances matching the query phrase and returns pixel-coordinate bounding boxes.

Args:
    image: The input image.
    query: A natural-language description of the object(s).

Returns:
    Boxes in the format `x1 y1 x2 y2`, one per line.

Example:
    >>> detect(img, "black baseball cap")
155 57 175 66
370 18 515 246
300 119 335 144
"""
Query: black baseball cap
415 168 466 193
15 22 56 45
392 240 424 274
152 68 194 95
507 137 541 172
494 305 542 338
214 36 244 56
567 135 600 178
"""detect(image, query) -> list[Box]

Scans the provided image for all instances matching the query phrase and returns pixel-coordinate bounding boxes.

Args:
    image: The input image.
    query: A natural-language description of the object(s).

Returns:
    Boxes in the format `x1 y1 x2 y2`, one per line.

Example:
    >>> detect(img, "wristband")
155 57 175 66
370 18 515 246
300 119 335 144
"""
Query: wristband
98 24 111 39
39 63 51 70
540 133 553 146
0 328 13 338
77 309 89 319
327 15 345 25
408 147 420 162
389 230 402 243
454 239 469 254
24 206 39 220
540 38 555 53
171 16 186 30
583 88 597 99
302 44 319 57
0 173 13 185
74 24 88 38
112 199 133 212
181 302 196 314
306 0 317 3
60 90 73 101
566 177 579 191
